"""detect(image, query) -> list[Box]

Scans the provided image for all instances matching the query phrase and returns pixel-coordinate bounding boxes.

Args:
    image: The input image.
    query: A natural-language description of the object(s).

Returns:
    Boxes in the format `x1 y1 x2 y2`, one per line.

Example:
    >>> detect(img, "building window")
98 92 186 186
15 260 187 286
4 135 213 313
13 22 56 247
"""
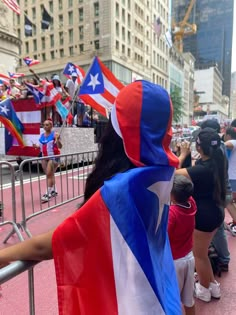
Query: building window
17 29 21 38
59 31 63 45
79 8 83 21
25 42 29 54
69 46 74 56
127 31 131 44
94 2 99 16
122 9 125 23
79 0 83 2
68 0 73 7
59 0 62 10
42 53 46 61
68 11 73 25
94 21 99 36
79 26 84 40
79 44 84 53
41 37 45 49
33 39 37 51
60 49 64 57
32 25 36 36
49 1 53 13
116 22 119 36
122 44 125 54
59 14 63 26
69 29 73 43
116 40 119 50
50 34 54 48
33 54 37 60
116 3 119 18
128 14 131 27
50 51 55 59
94 40 100 50
128 0 130 9
122 27 125 40
32 7 36 19
127 48 131 57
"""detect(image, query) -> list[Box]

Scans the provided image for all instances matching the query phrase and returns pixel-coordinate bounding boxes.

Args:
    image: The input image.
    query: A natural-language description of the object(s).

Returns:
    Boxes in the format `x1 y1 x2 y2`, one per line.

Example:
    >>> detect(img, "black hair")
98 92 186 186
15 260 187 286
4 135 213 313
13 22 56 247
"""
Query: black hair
83 119 135 204
231 119 236 128
226 127 236 140
171 175 194 204
196 127 226 206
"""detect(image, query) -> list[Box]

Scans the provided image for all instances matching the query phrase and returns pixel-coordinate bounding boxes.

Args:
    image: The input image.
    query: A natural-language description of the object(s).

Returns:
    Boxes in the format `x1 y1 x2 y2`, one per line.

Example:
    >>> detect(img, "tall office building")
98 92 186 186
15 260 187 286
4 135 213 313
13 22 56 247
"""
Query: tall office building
172 0 234 97
15 0 170 88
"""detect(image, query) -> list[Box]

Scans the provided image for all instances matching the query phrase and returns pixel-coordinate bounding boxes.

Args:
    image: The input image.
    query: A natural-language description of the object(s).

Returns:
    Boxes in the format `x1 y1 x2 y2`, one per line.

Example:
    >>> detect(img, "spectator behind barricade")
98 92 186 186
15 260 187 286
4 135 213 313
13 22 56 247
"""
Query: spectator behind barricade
65 72 85 126
224 127 236 234
176 128 226 302
0 84 9 100
52 75 63 127
168 175 196 315
8 78 20 99
0 81 182 315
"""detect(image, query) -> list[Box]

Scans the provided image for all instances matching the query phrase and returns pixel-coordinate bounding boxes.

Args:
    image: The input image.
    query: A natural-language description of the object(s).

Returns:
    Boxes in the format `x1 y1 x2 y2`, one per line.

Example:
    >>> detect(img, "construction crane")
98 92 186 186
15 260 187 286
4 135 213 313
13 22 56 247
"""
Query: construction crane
172 0 197 53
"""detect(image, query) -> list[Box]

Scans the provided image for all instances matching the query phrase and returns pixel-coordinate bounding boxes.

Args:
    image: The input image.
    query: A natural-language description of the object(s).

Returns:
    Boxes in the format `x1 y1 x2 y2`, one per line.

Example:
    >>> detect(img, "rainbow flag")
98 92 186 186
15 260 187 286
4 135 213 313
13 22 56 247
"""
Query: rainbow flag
0 98 24 146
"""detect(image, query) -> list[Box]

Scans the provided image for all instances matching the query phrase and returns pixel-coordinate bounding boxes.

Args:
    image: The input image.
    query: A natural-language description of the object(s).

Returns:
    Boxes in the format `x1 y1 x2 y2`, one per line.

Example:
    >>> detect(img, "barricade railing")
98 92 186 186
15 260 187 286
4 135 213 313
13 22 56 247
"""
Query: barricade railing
17 150 97 237
0 161 24 242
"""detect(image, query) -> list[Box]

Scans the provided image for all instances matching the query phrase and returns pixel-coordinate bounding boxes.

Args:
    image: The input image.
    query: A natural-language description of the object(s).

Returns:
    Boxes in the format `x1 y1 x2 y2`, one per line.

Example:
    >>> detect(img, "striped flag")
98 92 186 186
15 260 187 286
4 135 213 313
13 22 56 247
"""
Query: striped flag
23 57 40 67
153 17 162 37
79 57 124 117
5 98 41 156
8 72 25 78
2 0 20 15
63 62 85 85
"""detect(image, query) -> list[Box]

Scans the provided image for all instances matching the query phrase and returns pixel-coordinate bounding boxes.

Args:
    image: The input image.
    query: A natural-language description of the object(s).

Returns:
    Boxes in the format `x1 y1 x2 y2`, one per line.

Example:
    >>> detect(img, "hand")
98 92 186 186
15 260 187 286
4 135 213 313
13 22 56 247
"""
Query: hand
179 141 191 157
54 132 60 142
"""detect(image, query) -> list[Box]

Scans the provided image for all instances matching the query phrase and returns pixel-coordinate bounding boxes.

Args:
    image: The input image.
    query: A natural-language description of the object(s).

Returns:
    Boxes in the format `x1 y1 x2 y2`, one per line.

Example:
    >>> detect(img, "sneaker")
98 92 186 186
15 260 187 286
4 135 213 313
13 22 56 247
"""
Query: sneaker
226 222 236 236
50 191 58 197
41 193 51 202
209 281 221 299
219 263 229 272
194 282 211 302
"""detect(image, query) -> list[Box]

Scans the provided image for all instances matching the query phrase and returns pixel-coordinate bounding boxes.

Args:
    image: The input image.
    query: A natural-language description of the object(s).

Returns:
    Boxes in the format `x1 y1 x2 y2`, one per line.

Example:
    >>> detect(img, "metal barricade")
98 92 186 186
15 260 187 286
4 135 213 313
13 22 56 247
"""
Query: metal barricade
18 150 97 237
0 161 24 242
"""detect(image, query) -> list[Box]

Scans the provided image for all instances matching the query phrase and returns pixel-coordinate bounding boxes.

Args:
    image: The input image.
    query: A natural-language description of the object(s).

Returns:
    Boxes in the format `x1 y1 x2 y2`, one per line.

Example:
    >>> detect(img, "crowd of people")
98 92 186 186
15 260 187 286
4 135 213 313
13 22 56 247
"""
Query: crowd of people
0 80 236 314
0 70 100 128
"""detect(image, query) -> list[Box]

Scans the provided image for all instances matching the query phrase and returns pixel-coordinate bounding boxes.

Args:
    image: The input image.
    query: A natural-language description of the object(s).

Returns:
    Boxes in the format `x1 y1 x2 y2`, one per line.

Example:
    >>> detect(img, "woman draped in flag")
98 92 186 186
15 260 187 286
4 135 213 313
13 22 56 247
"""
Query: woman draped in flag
0 81 182 314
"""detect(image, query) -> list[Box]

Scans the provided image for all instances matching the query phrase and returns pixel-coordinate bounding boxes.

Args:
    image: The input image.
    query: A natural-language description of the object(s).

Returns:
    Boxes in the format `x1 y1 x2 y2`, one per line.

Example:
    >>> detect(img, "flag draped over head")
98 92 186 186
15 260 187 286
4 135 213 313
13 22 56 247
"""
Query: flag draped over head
5 98 41 156
63 62 85 84
79 56 124 117
0 98 24 147
153 17 162 37
52 81 181 315
23 57 40 67
41 5 53 30
2 0 20 14
24 15 33 37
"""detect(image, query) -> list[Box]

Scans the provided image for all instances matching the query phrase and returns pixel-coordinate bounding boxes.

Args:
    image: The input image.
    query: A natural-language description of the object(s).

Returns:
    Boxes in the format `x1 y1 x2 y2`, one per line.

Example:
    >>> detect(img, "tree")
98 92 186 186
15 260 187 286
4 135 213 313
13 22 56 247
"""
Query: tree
170 87 185 123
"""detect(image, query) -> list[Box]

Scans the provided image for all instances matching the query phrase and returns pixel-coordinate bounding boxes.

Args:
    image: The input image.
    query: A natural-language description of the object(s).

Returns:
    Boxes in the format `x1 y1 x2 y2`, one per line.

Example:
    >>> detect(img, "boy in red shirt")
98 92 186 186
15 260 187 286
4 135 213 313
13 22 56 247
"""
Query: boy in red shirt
168 175 197 315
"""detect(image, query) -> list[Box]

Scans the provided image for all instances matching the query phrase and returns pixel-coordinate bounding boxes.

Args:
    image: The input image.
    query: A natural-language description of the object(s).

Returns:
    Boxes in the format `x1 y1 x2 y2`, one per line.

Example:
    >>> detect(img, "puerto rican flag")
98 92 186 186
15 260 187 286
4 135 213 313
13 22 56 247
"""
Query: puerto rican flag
8 72 25 78
63 62 85 85
79 57 124 117
23 57 40 67
5 98 40 157
2 0 20 15
52 168 181 315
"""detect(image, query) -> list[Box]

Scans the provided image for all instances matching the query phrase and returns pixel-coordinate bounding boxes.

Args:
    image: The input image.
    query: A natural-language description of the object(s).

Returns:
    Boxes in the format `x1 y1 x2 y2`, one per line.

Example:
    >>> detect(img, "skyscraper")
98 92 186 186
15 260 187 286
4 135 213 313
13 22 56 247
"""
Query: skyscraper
172 0 234 97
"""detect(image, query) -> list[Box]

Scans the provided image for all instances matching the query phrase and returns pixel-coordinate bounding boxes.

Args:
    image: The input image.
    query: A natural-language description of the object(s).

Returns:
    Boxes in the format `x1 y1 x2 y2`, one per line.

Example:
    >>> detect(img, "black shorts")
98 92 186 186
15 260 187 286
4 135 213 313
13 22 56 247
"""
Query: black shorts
195 204 225 232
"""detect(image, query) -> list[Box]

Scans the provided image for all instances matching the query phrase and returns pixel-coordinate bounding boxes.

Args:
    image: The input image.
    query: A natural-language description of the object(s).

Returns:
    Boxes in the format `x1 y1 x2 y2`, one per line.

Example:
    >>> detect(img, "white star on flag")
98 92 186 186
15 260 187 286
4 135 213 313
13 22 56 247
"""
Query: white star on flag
87 73 101 91
0 105 10 115
68 65 74 73
148 177 173 233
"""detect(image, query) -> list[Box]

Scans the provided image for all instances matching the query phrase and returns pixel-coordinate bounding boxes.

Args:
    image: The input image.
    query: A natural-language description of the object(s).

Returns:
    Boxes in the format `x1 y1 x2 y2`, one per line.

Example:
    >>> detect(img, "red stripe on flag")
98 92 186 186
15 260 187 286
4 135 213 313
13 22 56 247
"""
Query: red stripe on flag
12 98 38 112
79 95 107 117
7 146 40 157
98 58 124 91
22 124 40 135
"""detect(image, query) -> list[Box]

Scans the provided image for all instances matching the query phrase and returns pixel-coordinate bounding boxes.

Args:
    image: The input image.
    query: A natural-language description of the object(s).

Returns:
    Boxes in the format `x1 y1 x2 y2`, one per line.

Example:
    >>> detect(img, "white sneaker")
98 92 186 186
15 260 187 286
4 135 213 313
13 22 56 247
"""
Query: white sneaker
209 280 221 299
41 193 51 202
194 282 211 302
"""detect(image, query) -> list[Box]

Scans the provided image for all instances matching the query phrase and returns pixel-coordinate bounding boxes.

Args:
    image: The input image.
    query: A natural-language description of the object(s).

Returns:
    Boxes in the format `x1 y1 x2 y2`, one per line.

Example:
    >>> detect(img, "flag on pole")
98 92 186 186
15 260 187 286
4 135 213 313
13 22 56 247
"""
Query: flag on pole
0 98 24 147
79 56 124 117
2 0 20 15
153 17 162 37
41 6 53 30
24 15 33 37
55 100 69 120
8 72 25 78
5 98 41 156
63 62 85 84
165 30 173 48
23 57 40 67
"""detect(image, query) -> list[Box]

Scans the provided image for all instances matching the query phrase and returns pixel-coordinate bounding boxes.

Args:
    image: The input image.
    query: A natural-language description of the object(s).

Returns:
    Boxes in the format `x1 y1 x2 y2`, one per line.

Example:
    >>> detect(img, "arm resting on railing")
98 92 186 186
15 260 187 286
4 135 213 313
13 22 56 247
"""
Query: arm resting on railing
0 230 54 268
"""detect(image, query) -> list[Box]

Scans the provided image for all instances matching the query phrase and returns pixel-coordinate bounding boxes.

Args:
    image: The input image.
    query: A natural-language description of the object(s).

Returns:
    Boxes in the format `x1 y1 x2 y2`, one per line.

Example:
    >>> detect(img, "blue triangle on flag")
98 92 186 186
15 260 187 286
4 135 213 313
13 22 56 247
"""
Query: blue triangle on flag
79 57 105 95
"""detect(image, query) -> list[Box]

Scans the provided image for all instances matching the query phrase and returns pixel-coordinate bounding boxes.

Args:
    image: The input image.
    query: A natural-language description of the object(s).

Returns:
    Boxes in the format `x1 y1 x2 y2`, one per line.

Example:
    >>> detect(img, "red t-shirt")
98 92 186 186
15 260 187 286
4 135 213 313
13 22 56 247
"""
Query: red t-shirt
168 196 197 260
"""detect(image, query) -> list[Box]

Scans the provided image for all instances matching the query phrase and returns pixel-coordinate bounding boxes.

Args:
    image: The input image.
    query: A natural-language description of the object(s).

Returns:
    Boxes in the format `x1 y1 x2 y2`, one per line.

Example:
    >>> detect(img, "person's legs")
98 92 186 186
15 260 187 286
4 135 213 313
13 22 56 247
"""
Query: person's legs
211 222 230 267
46 160 58 191
77 102 85 126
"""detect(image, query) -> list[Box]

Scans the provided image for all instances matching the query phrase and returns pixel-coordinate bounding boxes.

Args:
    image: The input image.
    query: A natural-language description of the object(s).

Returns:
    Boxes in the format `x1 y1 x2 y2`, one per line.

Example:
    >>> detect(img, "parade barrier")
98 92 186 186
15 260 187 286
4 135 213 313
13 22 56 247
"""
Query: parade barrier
0 161 24 242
